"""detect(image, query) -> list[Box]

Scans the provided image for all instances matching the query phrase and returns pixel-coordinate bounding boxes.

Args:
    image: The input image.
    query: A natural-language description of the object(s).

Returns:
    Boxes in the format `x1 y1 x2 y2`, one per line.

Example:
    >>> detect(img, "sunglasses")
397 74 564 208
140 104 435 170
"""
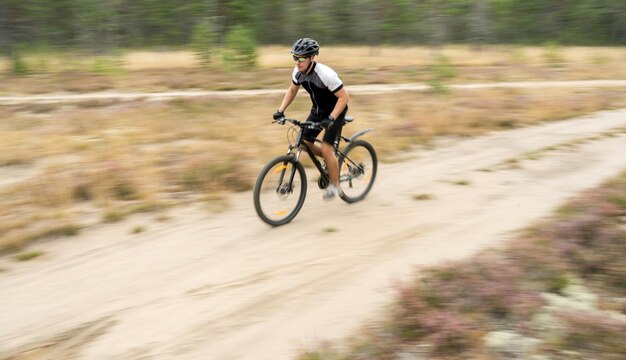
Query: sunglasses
292 55 309 63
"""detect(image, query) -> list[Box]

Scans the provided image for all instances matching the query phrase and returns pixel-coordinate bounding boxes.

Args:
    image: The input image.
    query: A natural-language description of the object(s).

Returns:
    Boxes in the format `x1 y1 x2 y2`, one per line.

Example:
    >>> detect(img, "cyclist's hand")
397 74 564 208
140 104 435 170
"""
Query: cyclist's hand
321 116 334 130
273 110 284 120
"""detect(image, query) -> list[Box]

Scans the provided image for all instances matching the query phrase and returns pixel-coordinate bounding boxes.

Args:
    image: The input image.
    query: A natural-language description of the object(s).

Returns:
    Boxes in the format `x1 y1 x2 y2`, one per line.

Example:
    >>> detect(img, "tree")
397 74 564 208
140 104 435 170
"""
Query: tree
1 0 625 58
379 0 419 44
469 0 493 47
191 20 217 66
0 0 14 56
425 0 448 46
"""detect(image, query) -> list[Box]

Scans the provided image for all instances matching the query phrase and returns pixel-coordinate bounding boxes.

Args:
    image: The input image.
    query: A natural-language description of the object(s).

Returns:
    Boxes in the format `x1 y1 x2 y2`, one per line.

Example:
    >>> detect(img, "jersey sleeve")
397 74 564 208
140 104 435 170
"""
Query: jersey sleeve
318 64 344 93
291 67 300 85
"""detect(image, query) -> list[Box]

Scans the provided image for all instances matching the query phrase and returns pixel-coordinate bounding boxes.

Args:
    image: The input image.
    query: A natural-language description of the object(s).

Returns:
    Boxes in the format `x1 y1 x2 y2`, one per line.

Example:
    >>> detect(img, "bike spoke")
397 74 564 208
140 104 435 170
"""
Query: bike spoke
338 141 377 203
254 157 307 226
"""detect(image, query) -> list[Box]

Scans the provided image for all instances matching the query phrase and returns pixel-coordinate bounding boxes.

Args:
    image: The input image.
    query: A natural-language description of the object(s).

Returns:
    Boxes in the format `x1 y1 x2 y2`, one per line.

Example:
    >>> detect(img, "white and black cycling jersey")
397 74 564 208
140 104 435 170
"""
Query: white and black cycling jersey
292 62 344 117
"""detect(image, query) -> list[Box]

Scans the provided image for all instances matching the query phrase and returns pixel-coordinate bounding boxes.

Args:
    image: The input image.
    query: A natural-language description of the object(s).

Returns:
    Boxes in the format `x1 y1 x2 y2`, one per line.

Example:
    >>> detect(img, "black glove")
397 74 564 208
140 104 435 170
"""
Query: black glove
273 110 284 120
321 115 335 130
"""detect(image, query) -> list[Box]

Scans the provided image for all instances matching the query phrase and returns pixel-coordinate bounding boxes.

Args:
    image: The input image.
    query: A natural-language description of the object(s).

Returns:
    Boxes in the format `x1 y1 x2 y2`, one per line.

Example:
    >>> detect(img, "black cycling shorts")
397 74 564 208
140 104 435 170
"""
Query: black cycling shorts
302 109 347 145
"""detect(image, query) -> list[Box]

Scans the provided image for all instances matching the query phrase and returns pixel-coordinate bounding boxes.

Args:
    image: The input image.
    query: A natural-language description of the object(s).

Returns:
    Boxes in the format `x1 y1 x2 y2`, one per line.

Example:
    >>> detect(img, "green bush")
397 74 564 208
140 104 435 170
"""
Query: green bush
428 55 457 95
191 21 217 67
222 25 257 70
543 42 566 67
12 53 29 76
90 56 124 75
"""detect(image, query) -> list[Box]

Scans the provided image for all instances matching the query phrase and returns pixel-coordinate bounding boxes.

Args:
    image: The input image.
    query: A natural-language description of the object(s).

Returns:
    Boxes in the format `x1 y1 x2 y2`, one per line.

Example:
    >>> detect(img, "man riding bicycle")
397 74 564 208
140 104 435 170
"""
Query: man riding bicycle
273 37 350 200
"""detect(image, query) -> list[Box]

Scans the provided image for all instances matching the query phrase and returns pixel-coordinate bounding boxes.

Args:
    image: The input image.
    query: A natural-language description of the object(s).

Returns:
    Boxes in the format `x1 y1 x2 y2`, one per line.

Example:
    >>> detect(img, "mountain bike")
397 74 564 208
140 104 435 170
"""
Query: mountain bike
253 116 378 226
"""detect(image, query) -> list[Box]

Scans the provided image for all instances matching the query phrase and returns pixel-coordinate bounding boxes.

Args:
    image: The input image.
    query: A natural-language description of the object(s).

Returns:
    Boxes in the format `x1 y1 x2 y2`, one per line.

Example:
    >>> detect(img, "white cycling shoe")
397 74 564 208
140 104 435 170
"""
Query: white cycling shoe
323 184 341 201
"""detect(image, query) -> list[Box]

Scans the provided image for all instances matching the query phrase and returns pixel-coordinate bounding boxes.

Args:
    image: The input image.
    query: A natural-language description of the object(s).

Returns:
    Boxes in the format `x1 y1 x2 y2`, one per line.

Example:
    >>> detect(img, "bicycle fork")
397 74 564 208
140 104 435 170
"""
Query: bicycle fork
276 148 303 194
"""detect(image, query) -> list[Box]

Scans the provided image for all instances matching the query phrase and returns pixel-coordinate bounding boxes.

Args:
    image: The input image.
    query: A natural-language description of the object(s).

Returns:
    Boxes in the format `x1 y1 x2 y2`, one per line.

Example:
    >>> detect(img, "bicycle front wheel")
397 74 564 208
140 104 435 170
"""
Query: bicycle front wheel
338 140 378 203
253 155 308 226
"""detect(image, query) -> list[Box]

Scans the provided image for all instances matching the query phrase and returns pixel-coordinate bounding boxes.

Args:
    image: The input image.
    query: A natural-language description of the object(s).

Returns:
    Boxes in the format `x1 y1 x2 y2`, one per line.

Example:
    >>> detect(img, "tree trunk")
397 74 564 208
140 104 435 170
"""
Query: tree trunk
470 0 492 50
0 1 14 56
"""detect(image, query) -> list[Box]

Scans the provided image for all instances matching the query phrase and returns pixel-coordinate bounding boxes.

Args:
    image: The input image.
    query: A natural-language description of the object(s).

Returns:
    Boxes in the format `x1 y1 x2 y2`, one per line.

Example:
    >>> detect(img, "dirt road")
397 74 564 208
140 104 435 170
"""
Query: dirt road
1 79 625 104
1 109 626 359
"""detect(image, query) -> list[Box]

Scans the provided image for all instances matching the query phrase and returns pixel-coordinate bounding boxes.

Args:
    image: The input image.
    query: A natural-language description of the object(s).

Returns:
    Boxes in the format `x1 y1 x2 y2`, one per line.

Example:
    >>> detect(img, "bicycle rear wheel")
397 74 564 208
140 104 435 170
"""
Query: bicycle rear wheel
338 140 377 203
253 155 308 226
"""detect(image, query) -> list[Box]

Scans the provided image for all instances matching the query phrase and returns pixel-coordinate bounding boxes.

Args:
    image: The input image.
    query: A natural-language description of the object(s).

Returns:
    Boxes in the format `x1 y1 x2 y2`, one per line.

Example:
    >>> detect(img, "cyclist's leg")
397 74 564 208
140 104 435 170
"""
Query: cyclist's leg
304 140 322 157
321 112 345 188
302 112 323 157
321 141 338 188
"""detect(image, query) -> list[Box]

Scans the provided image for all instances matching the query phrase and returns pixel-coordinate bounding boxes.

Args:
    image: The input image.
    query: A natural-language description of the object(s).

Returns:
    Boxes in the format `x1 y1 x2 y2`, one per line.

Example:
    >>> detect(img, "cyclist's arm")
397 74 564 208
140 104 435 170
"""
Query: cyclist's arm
330 87 349 120
278 83 300 113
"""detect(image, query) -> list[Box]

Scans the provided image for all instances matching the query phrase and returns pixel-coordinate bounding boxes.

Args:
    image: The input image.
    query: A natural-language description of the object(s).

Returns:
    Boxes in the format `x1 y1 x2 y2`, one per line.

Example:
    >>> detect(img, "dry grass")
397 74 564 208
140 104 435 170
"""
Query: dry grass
0 84 624 251
123 51 197 70
0 46 625 251
1 45 625 94
0 45 617 71
263 45 626 69
355 87 626 157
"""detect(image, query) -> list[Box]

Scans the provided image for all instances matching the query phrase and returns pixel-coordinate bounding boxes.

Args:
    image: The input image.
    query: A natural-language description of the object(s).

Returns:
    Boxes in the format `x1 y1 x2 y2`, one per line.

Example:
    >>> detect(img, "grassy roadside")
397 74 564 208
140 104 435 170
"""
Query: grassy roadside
298 171 626 359
1 85 624 253
0 45 624 94
0 45 625 253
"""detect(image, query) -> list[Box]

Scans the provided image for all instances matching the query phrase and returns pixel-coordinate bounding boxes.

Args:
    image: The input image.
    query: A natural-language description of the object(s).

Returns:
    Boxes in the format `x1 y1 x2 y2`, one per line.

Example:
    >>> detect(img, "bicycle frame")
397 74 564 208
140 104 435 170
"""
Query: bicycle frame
283 128 329 188
284 122 373 188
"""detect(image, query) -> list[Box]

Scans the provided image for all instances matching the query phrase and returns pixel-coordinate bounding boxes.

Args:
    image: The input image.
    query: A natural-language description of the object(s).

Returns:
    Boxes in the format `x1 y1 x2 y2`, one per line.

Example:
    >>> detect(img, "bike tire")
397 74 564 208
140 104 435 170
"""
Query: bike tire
338 140 378 203
253 155 308 226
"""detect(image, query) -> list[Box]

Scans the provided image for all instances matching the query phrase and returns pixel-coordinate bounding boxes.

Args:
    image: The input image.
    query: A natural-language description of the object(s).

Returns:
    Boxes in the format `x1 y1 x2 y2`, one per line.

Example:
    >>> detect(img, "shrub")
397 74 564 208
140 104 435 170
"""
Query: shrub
191 21 217 67
90 56 124 75
543 42 566 67
130 225 145 234
102 210 125 223
12 52 29 76
415 254 544 322
420 310 475 355
222 25 257 70
547 203 626 291
412 193 433 201
299 172 626 359
14 250 44 261
391 285 476 355
427 55 457 95
554 311 626 359
87 162 142 202
178 155 253 193
73 182 92 202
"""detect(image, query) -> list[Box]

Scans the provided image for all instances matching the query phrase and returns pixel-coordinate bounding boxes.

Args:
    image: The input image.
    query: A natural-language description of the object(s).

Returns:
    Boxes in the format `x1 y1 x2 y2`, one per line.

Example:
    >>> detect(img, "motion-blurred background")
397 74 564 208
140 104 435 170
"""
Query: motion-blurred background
1 2 626 360
1 0 625 73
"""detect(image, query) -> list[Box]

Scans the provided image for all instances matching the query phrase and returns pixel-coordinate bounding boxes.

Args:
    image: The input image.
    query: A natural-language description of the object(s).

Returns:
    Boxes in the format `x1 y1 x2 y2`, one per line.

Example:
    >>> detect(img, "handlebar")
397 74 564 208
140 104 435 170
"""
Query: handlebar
273 117 322 130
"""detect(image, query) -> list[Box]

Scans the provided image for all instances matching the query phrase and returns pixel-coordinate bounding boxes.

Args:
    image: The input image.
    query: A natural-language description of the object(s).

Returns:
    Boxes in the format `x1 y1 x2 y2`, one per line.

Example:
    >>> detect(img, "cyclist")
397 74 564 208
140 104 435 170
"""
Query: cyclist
273 37 350 200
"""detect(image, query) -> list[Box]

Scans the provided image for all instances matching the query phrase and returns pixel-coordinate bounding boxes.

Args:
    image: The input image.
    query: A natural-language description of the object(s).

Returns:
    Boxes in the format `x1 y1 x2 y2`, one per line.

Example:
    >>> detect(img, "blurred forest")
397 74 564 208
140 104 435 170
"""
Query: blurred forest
1 0 625 56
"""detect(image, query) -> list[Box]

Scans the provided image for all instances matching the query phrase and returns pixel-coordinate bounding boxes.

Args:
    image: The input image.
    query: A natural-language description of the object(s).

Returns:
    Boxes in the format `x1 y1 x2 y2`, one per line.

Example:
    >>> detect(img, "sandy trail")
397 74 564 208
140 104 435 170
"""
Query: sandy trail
0 79 625 104
1 109 626 360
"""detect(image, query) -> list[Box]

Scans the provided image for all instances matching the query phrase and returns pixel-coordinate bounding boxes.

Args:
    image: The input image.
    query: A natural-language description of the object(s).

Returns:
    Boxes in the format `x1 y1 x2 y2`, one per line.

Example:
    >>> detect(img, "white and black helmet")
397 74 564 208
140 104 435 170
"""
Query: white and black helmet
291 38 320 56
